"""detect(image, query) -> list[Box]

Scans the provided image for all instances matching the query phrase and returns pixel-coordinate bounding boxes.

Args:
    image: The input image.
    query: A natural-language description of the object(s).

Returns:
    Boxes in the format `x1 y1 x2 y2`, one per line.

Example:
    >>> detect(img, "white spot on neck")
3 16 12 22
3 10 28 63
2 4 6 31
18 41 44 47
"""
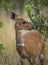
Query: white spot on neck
17 43 24 46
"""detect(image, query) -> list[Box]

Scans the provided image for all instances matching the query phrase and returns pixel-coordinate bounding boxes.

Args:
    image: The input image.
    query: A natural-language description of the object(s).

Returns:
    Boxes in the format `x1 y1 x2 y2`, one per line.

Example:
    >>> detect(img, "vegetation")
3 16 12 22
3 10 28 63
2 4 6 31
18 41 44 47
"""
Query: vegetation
0 0 48 65
25 0 48 40
0 0 48 40
0 21 4 54
0 22 5 65
0 44 4 53
0 21 3 28
0 0 10 11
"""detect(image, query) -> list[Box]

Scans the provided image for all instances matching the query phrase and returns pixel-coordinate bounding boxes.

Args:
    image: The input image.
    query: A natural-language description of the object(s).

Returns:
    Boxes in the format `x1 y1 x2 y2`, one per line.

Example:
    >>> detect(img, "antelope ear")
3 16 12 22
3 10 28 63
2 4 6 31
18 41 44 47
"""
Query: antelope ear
10 12 16 19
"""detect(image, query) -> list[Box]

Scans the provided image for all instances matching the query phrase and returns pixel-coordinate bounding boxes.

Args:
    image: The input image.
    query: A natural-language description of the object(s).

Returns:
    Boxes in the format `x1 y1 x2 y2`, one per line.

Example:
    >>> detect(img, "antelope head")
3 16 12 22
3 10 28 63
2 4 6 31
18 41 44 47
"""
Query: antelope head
10 12 32 30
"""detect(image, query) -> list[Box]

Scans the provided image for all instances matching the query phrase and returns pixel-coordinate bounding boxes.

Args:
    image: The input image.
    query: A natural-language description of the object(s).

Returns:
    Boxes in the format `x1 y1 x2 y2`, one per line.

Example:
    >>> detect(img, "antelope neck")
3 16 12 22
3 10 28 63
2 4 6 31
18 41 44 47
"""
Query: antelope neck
16 29 30 47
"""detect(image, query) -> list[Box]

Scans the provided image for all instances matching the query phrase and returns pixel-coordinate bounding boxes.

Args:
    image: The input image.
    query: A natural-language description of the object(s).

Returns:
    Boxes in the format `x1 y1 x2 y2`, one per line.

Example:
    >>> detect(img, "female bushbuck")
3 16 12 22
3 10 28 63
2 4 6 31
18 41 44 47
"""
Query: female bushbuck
10 12 45 65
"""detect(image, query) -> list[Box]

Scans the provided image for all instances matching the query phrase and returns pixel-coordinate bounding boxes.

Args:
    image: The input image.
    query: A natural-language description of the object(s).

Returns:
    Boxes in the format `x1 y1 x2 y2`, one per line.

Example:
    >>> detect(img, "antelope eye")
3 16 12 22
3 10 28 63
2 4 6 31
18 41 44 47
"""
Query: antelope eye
22 21 26 24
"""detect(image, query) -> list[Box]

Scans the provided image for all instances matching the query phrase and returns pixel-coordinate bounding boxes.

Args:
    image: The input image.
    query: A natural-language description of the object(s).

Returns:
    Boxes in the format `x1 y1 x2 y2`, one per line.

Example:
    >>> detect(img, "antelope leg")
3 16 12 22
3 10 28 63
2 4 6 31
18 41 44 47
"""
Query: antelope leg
27 57 35 65
39 53 45 65
20 57 25 65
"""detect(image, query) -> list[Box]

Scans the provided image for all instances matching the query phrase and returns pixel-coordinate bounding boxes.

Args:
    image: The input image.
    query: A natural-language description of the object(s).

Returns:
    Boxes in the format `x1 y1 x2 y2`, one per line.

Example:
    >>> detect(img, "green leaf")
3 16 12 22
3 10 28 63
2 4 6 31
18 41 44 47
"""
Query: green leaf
1 0 10 11
0 44 4 53
0 21 3 28
25 4 32 12
25 0 48 40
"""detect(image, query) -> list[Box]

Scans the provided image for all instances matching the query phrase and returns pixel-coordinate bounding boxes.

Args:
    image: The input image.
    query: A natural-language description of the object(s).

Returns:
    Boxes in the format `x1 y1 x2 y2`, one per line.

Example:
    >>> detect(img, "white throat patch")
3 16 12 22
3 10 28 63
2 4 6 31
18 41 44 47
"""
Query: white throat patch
19 30 30 36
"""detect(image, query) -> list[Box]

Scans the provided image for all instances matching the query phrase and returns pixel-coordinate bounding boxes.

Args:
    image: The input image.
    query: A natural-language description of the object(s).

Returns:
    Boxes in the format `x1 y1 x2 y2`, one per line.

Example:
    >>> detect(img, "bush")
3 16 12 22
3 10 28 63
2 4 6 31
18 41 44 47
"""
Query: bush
0 21 3 28
0 44 4 53
25 0 48 40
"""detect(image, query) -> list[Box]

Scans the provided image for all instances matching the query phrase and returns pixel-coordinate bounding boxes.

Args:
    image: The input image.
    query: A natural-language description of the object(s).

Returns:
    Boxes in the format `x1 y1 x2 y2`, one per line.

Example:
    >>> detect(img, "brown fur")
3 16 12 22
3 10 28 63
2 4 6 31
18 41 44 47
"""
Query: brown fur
10 12 45 65
16 30 45 64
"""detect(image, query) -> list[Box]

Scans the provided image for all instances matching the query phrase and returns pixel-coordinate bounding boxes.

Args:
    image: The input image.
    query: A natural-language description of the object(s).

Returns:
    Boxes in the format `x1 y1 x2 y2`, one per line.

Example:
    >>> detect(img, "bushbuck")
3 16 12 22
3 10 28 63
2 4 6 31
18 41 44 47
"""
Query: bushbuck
10 12 45 65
